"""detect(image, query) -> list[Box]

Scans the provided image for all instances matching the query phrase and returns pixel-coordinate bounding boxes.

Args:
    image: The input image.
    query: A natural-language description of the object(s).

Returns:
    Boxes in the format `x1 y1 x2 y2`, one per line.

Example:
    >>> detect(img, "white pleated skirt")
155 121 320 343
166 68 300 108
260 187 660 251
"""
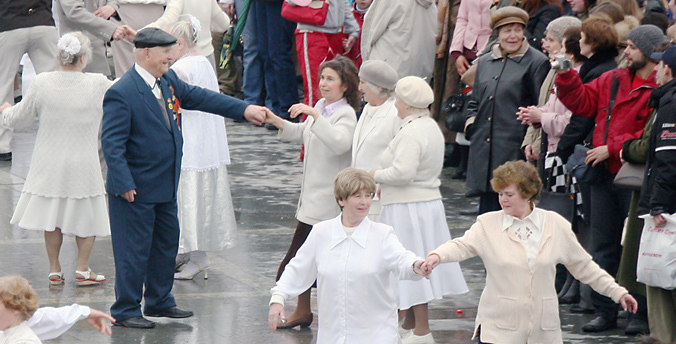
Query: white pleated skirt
11 192 111 237
380 199 469 310
176 166 237 253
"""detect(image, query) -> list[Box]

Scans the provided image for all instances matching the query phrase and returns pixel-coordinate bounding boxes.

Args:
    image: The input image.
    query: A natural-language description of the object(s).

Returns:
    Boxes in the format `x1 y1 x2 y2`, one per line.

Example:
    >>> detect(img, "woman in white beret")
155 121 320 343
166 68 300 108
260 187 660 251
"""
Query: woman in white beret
370 76 468 344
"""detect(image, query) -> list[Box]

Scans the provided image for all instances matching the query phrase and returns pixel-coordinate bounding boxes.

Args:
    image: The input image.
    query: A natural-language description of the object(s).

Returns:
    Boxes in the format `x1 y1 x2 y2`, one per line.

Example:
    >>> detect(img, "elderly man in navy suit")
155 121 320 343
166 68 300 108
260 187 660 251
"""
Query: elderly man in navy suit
102 28 266 329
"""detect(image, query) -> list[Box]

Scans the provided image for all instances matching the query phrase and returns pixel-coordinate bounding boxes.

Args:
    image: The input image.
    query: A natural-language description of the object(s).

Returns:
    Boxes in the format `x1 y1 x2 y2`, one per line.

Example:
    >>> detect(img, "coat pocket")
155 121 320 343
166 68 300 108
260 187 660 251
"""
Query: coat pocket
540 297 560 330
495 296 518 330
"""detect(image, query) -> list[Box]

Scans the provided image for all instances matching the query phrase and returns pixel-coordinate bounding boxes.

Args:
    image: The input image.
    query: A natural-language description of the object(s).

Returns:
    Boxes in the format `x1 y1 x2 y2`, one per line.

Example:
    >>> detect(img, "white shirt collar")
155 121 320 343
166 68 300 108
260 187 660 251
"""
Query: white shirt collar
134 64 162 97
317 98 348 117
330 214 369 249
502 207 545 233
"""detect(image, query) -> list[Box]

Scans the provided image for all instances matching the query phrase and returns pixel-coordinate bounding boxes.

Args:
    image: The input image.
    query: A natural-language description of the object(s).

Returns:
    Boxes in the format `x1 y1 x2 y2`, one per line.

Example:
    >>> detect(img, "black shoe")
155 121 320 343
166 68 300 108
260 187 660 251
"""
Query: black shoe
114 316 156 329
625 318 650 335
569 304 595 314
264 123 278 131
582 316 617 332
144 307 194 318
451 170 466 179
0 152 11 161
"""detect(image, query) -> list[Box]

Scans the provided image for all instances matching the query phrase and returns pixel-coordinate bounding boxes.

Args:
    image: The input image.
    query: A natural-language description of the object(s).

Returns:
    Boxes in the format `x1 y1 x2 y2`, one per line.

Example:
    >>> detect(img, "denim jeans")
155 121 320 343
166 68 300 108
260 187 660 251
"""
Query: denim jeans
243 1 297 117
589 172 633 318
236 0 267 109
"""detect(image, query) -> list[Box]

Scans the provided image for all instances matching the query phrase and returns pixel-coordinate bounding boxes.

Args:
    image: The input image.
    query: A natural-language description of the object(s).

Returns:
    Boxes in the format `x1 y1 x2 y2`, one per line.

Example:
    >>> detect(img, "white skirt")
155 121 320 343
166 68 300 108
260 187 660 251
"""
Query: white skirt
11 193 110 237
381 199 469 309
177 166 237 253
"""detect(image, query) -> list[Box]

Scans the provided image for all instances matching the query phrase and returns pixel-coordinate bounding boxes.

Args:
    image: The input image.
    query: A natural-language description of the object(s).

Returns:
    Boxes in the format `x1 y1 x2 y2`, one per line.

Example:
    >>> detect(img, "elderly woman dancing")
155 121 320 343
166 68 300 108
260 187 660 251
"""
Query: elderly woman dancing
351 60 401 221
422 161 638 344
370 76 468 344
1 32 111 286
269 168 426 343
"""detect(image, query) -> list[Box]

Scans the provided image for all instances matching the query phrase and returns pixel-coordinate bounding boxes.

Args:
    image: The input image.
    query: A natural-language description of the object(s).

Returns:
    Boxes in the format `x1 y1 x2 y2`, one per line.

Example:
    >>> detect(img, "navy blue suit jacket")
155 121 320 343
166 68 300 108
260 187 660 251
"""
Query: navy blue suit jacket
102 67 248 203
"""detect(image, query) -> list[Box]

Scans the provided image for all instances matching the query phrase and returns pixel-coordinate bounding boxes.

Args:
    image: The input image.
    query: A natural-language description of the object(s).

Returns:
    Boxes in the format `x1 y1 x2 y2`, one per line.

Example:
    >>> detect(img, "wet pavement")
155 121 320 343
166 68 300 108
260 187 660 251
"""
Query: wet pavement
0 120 640 343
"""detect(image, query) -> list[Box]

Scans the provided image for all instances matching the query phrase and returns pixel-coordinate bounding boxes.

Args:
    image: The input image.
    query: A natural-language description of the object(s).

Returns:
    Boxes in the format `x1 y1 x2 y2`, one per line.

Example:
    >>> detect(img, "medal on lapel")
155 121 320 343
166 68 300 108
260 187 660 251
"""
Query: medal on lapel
168 86 182 130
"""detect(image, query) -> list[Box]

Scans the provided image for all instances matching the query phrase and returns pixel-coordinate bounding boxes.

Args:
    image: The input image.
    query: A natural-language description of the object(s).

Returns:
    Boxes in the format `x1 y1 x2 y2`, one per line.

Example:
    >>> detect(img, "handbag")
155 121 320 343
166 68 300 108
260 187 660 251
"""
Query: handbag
538 154 575 223
281 0 329 26
613 162 645 190
443 84 472 133
637 214 676 289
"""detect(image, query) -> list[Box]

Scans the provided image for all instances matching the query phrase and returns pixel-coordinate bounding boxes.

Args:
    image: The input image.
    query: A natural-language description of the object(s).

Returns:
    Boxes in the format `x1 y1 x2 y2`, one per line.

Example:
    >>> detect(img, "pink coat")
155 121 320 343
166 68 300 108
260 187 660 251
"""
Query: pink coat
539 92 572 153
449 0 493 54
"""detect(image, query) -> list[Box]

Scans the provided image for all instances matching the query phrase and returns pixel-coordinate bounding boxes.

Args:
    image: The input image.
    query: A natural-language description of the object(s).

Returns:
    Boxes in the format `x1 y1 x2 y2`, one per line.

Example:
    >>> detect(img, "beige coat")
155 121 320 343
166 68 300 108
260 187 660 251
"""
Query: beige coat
430 210 628 344
360 0 437 79
279 102 356 225
56 0 120 76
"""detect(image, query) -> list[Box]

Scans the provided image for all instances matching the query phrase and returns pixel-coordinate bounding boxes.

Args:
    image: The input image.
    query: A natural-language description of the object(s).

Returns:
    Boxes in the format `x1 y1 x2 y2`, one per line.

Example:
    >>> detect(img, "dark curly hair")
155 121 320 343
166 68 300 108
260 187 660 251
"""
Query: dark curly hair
319 55 361 111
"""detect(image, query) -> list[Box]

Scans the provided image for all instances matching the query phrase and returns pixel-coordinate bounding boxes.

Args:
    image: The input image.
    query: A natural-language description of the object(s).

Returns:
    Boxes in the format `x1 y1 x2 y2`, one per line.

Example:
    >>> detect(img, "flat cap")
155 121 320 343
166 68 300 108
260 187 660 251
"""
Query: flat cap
395 76 434 109
134 28 177 49
491 6 529 31
359 60 398 90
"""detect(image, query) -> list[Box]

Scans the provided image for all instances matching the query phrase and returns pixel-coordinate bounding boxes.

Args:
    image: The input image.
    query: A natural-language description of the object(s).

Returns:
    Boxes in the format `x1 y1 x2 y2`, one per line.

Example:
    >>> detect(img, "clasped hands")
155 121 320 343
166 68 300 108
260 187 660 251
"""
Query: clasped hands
112 25 136 41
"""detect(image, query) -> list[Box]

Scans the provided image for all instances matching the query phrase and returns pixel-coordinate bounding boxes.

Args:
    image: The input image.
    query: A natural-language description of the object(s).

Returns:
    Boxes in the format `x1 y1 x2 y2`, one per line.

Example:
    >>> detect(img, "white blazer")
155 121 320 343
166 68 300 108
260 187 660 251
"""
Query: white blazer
351 97 402 171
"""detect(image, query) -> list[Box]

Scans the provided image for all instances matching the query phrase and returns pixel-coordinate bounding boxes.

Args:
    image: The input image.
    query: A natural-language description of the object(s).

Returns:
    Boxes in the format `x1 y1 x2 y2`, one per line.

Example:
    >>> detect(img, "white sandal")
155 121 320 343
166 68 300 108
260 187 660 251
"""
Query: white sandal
75 268 106 286
48 272 64 285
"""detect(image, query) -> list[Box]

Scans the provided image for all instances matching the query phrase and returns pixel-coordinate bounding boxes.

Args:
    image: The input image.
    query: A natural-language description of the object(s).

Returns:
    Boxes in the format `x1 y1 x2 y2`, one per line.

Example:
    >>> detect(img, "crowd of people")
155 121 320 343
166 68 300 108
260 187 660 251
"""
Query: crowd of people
0 0 675 343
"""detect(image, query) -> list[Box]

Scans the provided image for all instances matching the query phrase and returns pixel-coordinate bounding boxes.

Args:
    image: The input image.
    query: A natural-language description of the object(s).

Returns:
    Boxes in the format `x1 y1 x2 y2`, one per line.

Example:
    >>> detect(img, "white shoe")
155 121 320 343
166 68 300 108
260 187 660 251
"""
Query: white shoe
401 332 435 344
399 328 412 338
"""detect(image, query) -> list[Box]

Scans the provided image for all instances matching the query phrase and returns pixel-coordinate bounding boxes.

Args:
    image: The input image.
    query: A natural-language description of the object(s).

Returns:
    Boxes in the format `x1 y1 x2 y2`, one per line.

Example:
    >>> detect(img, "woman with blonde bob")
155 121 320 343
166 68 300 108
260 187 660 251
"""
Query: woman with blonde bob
421 161 638 344
0 276 41 343
269 167 426 343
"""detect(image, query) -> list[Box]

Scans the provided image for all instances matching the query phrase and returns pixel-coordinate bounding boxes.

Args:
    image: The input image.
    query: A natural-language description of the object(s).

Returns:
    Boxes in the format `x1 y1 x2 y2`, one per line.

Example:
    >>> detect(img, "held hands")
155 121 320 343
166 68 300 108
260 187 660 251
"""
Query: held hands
243 105 267 126
620 293 639 314
93 5 116 19
112 25 136 41
121 189 136 202
516 106 543 125
585 145 609 166
268 303 285 332
288 103 319 120
412 260 430 279
85 308 115 335
420 253 441 277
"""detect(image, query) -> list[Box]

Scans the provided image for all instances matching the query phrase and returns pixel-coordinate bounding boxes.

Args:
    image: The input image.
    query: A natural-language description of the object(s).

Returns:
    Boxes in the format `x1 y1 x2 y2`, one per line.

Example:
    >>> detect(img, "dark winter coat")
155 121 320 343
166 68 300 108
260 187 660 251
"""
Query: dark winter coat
465 40 550 196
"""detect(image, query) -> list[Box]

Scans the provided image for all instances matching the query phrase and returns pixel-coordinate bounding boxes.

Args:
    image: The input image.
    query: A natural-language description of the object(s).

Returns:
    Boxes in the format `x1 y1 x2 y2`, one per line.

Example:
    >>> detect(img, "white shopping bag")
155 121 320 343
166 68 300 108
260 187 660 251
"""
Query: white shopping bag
637 214 676 290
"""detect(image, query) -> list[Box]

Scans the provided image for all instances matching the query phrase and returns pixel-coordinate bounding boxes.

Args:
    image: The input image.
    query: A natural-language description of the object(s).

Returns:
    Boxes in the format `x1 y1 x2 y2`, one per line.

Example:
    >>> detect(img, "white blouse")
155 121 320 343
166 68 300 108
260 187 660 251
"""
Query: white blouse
502 207 545 267
271 215 422 344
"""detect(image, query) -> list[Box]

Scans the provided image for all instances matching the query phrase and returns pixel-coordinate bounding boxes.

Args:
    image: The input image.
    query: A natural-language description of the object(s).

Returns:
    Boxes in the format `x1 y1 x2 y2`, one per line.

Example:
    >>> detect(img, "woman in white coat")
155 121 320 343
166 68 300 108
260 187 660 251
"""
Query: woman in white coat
370 76 468 343
269 168 426 343
351 60 401 221
263 56 359 329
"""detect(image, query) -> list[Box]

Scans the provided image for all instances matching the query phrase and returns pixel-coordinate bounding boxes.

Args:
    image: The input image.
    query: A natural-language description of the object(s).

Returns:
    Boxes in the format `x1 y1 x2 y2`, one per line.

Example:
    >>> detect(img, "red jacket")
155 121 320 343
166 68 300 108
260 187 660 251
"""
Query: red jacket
555 68 656 173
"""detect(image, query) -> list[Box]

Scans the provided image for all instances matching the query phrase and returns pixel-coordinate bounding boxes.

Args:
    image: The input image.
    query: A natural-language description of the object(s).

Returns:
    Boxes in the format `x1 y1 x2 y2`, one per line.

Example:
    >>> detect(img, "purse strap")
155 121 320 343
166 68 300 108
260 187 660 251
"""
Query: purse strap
604 75 619 144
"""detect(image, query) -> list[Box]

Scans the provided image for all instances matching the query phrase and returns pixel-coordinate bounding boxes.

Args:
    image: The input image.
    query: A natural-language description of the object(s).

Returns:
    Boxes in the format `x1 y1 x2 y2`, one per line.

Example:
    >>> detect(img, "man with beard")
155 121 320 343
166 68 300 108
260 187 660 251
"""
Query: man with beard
554 24 665 333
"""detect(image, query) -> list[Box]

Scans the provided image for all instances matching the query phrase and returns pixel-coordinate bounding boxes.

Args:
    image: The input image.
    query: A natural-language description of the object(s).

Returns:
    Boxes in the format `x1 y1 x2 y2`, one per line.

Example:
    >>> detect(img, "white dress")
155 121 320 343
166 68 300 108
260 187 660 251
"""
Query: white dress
171 55 237 253
272 215 422 344
1 71 112 237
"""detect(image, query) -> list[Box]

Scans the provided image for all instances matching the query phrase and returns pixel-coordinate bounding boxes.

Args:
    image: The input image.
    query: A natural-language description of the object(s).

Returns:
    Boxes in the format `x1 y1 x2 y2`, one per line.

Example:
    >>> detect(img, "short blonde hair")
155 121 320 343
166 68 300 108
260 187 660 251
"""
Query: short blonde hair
334 168 376 203
0 276 39 321
490 160 542 201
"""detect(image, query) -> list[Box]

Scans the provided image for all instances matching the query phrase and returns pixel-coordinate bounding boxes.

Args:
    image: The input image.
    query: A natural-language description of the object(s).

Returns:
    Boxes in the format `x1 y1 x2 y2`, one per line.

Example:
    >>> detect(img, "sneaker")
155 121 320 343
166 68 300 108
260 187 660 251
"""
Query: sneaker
401 332 435 344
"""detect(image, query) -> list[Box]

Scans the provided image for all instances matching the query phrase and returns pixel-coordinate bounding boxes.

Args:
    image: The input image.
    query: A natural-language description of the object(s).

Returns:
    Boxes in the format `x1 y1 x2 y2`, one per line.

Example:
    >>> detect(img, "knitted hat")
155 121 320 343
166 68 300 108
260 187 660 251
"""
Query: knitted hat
395 76 434 109
545 16 582 43
627 24 667 58
358 60 398 90
490 6 529 31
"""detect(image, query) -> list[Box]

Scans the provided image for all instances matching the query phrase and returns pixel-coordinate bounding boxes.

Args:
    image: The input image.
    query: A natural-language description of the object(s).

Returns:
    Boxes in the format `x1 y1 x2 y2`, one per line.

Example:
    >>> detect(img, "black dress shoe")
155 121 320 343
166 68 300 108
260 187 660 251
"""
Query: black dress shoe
144 307 194 318
0 152 11 161
114 316 156 329
569 304 595 314
582 316 616 332
625 318 650 335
